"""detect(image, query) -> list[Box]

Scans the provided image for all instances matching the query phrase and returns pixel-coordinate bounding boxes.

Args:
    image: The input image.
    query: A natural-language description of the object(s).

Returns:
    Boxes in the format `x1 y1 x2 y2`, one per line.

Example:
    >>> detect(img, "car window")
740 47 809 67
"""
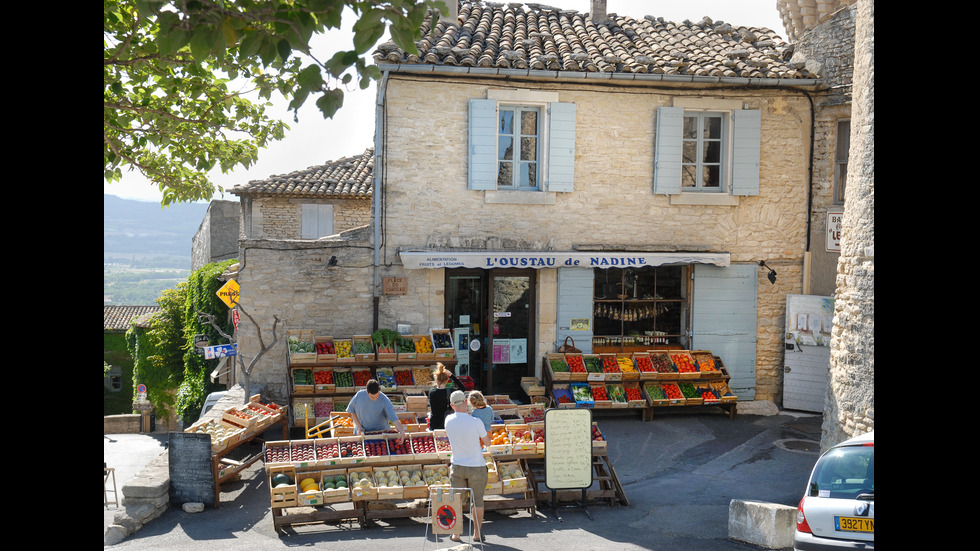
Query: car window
808 445 874 499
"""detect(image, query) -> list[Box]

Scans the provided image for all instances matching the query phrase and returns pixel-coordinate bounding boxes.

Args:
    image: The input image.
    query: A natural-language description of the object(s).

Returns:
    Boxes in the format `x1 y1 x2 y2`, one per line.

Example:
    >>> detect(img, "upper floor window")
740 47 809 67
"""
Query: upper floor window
654 104 760 198
682 112 726 191
497 106 540 190
834 119 850 204
301 203 334 239
469 91 576 195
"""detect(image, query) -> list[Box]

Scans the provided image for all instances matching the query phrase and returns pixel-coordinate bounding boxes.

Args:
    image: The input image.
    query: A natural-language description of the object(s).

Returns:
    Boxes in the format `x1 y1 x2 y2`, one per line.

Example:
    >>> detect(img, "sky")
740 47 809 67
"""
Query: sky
105 1 787 203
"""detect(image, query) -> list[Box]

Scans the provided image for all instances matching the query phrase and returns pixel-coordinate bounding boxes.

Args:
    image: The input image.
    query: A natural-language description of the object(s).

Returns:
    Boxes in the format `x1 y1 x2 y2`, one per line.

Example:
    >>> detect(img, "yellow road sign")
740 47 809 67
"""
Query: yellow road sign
217 279 240 308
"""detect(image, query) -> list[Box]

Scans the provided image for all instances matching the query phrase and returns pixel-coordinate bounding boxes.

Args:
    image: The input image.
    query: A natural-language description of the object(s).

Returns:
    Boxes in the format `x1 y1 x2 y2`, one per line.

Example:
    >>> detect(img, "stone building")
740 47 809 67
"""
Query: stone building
191 200 241 271
229 1 870 410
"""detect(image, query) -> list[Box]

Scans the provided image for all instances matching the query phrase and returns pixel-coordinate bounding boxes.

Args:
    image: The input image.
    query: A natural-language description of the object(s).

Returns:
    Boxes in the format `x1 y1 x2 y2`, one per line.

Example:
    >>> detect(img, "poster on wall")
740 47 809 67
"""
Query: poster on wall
493 339 511 364
509 339 527 364
785 294 835 346
454 327 470 377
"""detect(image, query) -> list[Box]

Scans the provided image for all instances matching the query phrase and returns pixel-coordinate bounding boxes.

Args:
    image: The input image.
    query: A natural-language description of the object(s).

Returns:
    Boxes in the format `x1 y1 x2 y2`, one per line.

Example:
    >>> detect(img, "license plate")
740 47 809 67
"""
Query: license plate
836 516 874 533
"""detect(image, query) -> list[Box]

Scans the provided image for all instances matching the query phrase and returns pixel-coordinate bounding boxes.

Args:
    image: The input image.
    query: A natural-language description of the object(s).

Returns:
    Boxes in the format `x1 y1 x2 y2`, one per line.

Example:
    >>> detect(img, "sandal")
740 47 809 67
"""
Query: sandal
450 535 462 543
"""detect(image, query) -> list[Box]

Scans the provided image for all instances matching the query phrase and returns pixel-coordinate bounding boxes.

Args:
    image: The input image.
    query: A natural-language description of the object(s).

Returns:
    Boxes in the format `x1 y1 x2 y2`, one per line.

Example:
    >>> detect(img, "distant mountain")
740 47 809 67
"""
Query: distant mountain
104 194 209 259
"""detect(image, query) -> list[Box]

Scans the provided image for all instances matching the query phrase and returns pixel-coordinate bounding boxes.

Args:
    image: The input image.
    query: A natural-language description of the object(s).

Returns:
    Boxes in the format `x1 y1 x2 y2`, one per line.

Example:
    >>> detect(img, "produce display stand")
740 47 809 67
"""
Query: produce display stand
524 450 629 509
541 353 738 421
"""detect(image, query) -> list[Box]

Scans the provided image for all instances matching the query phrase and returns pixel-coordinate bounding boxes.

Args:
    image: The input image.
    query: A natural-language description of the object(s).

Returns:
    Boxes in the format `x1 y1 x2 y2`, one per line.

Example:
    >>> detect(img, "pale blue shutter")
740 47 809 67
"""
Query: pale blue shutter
653 106 683 194
547 102 576 192
468 99 497 190
731 110 761 196
556 268 594 354
692 264 757 399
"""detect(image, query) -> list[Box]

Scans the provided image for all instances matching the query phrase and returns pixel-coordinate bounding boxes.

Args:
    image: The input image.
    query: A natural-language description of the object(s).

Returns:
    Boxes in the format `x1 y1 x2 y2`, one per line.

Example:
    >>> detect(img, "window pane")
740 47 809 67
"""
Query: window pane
499 136 513 160
682 141 697 164
683 116 698 139
704 140 721 163
521 162 537 187
499 109 513 134
682 166 696 188
703 165 720 188
497 161 513 187
521 137 537 161
521 110 538 135
704 116 722 139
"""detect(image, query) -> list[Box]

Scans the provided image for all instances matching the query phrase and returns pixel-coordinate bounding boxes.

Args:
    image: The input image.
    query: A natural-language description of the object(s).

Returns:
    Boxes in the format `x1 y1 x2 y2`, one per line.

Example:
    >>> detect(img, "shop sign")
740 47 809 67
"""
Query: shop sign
826 210 844 252
399 251 730 270
216 279 240 308
204 343 237 359
383 277 407 295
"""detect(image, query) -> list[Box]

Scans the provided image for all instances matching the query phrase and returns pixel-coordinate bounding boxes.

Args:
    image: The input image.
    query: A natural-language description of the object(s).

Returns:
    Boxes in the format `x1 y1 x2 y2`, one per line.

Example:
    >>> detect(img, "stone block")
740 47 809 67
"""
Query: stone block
728 499 797 549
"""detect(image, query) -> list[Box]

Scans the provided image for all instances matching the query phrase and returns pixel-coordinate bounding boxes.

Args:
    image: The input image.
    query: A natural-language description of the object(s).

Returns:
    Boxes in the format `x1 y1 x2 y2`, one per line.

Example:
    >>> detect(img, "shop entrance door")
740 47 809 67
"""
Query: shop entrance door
446 269 535 396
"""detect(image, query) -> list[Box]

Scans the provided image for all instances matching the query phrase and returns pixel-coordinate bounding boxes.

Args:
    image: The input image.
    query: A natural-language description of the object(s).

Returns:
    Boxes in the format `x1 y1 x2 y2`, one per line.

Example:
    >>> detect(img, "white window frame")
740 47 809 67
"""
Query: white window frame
496 104 544 191
681 111 729 193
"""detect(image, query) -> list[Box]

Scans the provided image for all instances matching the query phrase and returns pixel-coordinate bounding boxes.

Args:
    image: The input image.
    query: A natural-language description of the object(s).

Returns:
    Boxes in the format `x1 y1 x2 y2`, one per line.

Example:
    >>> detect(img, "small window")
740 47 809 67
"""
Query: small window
834 120 850 204
497 106 540 190
682 112 726 191
301 203 334 239
110 375 122 392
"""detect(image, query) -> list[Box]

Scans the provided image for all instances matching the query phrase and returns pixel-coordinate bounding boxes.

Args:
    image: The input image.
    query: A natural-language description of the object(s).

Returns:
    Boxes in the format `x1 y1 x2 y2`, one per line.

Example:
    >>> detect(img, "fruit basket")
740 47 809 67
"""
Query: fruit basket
351 367 373 389
552 385 575 408
348 466 378 501
623 382 646 407
691 351 721 374
263 440 292 468
334 338 354 362
591 423 607 451
695 383 720 404
589 383 611 408
643 382 669 406
507 424 537 454
328 412 355 437
547 353 571 381
633 352 658 380
318 468 351 504
566 353 589 381
710 381 738 403
414 335 435 361
372 466 406 500
269 465 298 508
287 330 317 364
313 437 343 467
296 472 325 506
519 403 545 423
314 336 337 361
677 381 702 405
313 367 335 393
660 382 686 405
312 397 335 424
431 429 453 460
409 432 439 461
394 367 416 390
669 351 700 379
335 435 367 465
616 355 639 381
289 440 317 468
488 425 513 456
599 354 622 381
582 354 605 381
529 421 546 453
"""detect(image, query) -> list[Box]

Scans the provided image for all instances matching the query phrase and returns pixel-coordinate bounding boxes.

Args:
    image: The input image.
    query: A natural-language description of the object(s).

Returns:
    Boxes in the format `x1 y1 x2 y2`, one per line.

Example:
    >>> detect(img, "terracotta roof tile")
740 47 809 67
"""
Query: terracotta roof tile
104 305 162 331
231 148 374 198
374 2 812 79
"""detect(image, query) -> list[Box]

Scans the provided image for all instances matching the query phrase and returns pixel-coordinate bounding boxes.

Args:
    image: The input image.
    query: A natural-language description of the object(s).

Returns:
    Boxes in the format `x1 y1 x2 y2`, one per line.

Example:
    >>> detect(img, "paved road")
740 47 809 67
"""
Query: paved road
104 407 822 550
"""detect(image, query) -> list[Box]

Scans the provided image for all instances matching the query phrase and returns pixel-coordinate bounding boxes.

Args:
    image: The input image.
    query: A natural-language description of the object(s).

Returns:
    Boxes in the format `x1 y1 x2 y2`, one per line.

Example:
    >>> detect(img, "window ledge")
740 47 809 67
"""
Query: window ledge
669 193 738 206
484 190 556 205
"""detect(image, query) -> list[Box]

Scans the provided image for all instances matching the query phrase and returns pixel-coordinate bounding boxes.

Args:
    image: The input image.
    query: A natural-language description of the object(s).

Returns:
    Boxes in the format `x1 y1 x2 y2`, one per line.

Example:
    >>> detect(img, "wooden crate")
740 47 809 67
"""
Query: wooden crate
263 440 292 469
518 403 545 424
565 353 589 381
268 465 298 508
222 407 258 429
507 424 537 455
599 354 622 381
314 336 337 362
186 419 243 453
529 421 545 453
332 367 354 392
376 366 397 392
616 355 640 381
414 335 436 361
351 367 373 390
432 429 452 460
607 383 629 408
695 382 722 405
405 393 429 412
296 471 324 506
372 466 405 500
287 330 317 364
397 334 417 361
362 436 391 465
520 377 545 396
643 382 670 406
677 381 703 405
335 435 367 466
546 353 571 381
669 351 700 379
292 368 315 395
710 380 738 403
583 354 605 382
327 412 355 438
484 452 498 483
313 437 342 466
497 461 528 493
319 468 351 504
648 351 676 379
334 338 354 362
431 329 455 359
393 366 417 392
348 466 378 501
409 432 439 462
291 398 314 427
589 383 611 408
591 422 607 451
660 382 686 405
289 440 318 469
488 425 512 456
633 352 658 380
313 367 335 393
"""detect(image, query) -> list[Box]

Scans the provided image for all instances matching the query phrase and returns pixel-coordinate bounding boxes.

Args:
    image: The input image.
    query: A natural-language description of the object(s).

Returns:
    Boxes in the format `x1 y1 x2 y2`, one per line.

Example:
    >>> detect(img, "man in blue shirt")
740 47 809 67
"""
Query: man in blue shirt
346 379 406 439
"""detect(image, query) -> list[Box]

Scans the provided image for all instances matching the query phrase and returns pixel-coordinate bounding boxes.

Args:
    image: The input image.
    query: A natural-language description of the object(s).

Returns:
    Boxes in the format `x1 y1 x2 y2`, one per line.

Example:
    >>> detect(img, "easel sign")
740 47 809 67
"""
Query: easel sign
544 408 594 520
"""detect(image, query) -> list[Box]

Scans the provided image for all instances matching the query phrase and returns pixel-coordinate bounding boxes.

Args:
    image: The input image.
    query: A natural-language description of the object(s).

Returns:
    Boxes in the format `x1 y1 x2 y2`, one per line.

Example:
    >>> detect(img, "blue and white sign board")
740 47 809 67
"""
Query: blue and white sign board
204 343 237 359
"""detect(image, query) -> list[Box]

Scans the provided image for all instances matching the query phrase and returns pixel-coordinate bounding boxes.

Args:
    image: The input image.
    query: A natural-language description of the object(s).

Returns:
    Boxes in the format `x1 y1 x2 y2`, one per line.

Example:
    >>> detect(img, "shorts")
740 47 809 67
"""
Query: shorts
449 464 489 507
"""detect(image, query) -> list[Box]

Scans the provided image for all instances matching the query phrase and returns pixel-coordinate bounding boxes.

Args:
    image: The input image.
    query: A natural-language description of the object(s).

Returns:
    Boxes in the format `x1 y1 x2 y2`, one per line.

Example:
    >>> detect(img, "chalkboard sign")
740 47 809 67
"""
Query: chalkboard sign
544 408 593 490
168 432 215 505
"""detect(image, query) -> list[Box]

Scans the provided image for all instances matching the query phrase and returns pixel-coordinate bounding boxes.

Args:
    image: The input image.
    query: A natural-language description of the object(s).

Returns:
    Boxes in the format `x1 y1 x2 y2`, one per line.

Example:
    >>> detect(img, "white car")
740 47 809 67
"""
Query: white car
794 430 874 550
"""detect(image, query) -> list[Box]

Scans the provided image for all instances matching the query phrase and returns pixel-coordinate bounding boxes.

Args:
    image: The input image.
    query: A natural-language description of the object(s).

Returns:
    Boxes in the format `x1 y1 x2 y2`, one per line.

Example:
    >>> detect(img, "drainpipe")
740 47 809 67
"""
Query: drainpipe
373 69 390 332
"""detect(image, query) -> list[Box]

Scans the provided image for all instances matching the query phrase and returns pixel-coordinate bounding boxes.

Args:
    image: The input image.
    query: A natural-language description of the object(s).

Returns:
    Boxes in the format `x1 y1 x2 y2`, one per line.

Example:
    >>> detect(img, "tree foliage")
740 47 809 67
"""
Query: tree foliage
104 0 446 205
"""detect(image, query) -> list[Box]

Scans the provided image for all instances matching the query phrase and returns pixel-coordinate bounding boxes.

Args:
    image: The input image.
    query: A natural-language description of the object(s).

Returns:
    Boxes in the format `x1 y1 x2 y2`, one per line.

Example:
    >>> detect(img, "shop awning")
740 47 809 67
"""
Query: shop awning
398 250 730 270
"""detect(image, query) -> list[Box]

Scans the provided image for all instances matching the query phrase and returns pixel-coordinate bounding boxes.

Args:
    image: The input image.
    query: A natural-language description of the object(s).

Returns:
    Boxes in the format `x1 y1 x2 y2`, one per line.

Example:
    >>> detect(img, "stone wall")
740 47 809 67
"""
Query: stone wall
824 0 873 449
374 76 815 402
248 196 371 240
236 226 375 403
191 200 241 271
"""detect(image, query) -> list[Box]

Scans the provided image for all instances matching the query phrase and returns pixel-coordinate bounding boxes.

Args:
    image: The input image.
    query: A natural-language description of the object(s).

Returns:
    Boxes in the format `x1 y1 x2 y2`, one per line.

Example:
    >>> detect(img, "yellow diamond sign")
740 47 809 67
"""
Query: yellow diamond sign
217 279 240 308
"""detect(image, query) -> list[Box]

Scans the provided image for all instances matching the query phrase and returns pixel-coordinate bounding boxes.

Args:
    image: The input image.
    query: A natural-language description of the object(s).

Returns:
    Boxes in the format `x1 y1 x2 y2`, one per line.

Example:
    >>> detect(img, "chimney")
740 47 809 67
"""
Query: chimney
591 0 607 23
446 1 459 24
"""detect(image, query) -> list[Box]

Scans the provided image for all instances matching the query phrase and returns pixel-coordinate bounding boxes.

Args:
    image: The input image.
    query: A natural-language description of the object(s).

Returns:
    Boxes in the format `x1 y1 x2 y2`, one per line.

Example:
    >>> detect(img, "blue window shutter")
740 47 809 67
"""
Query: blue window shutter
547 102 576 192
731 109 761 196
468 99 497 190
654 106 683 195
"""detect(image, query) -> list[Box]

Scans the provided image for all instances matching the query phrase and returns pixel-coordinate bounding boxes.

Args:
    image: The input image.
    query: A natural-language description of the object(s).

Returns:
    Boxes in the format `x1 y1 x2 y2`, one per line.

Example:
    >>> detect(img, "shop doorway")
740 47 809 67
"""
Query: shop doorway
446 269 535 396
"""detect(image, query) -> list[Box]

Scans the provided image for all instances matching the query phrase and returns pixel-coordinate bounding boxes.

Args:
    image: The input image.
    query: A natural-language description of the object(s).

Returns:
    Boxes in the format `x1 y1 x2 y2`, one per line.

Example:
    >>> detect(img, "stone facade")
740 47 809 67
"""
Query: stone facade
191 200 241 271
244 196 371 240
